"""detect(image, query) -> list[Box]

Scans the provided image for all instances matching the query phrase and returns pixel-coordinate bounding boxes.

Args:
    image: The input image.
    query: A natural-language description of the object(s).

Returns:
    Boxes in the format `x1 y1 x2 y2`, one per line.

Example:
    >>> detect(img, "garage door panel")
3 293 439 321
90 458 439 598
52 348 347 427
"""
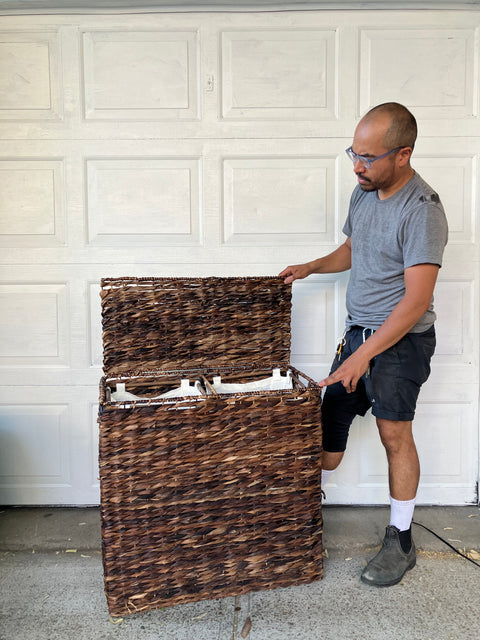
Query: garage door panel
0 9 477 505
221 28 337 120
0 29 62 121
415 402 476 484
289 274 348 387
0 158 66 247
88 281 103 370
0 283 70 368
323 392 478 506
412 152 477 246
0 403 71 483
359 27 476 119
0 386 100 505
222 156 336 245
0 400 73 505
85 156 202 246
434 279 476 363
82 29 200 121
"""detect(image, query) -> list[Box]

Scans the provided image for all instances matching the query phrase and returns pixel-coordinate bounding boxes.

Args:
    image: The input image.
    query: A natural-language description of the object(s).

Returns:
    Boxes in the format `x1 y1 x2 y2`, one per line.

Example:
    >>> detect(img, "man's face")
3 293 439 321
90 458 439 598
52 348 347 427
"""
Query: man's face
350 117 399 193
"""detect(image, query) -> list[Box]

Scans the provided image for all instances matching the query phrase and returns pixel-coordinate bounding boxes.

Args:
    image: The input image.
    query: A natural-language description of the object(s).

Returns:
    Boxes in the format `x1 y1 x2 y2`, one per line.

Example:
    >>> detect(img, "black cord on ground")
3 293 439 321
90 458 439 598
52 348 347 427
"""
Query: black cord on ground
412 520 480 568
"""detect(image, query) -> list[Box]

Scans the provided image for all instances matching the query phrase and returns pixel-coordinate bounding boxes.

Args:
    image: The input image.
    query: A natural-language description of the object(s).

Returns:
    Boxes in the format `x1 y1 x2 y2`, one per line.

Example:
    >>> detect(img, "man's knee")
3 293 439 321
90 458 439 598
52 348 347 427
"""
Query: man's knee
376 418 415 454
323 450 344 471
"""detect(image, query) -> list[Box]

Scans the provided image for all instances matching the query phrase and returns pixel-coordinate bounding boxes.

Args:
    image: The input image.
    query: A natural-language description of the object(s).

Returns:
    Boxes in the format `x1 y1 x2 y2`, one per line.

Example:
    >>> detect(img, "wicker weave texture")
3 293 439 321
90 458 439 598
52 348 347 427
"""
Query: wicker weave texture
99 386 323 616
99 277 323 616
100 277 292 374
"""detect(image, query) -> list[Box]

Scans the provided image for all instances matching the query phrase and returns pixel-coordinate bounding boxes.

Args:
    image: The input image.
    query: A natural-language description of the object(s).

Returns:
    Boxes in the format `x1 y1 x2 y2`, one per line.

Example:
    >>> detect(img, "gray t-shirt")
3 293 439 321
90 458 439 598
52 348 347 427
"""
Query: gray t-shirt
343 171 448 333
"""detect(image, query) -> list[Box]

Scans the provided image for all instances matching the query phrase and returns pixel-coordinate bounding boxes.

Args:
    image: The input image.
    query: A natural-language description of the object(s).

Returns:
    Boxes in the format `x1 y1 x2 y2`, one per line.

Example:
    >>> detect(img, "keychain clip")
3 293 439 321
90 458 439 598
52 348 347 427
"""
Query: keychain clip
336 329 347 361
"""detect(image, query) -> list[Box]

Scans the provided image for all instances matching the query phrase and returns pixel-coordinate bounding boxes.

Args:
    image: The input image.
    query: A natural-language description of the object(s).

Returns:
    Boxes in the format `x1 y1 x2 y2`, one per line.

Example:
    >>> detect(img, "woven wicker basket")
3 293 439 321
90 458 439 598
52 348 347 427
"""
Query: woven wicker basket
98 277 323 616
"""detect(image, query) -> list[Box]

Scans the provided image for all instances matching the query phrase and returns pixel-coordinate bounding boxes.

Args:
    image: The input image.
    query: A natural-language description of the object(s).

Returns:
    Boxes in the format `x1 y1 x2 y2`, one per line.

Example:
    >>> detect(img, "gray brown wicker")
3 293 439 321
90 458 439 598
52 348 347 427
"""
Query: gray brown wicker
98 277 323 616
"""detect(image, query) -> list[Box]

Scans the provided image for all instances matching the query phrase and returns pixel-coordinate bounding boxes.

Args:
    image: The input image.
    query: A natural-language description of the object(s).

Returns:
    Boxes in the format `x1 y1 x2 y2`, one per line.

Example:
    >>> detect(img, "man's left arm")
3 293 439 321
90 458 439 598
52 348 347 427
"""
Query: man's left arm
319 263 440 392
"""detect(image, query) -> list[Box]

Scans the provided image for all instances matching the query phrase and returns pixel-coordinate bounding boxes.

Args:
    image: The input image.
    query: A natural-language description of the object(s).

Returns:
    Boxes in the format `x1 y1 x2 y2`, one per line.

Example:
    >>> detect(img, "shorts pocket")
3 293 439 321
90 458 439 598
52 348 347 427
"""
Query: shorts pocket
399 327 436 386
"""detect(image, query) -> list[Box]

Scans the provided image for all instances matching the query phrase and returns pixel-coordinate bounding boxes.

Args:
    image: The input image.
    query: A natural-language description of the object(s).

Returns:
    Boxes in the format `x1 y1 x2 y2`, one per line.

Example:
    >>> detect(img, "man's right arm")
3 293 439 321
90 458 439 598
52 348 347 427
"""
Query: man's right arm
279 238 352 284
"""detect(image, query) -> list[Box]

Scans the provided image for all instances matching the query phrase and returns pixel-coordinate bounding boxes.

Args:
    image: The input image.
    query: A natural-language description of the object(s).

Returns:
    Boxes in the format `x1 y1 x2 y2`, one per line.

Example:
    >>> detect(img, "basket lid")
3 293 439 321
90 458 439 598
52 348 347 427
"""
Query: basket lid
100 276 292 375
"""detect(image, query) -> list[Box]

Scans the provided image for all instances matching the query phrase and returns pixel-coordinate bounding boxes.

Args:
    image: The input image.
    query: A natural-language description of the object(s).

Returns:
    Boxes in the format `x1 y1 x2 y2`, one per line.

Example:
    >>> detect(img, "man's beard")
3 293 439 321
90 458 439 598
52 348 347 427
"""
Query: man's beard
357 176 377 191
359 180 376 191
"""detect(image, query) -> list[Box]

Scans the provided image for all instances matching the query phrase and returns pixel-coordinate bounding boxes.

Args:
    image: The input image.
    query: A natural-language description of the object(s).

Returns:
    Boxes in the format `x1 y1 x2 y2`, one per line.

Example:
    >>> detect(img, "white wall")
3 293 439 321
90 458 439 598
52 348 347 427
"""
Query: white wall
0 8 478 505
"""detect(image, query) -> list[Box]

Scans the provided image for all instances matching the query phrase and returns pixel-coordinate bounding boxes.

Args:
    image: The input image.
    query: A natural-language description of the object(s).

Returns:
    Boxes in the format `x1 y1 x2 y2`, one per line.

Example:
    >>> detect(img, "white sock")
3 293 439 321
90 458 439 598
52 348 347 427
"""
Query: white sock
321 468 334 486
389 495 416 532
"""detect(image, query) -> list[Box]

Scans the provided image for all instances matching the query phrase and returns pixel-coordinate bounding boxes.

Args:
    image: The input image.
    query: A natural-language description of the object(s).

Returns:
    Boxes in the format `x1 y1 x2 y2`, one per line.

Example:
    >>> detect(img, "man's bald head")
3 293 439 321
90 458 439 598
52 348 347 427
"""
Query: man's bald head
361 103 417 151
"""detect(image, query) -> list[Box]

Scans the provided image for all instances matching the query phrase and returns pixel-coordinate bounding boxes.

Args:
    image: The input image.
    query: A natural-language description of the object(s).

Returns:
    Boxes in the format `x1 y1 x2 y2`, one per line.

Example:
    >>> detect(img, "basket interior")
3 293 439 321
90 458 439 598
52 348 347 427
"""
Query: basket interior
102 364 313 405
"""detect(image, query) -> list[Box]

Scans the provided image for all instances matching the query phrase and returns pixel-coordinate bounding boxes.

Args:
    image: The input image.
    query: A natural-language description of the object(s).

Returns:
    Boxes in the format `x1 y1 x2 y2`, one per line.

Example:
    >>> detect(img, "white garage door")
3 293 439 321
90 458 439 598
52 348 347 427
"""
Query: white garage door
0 7 478 505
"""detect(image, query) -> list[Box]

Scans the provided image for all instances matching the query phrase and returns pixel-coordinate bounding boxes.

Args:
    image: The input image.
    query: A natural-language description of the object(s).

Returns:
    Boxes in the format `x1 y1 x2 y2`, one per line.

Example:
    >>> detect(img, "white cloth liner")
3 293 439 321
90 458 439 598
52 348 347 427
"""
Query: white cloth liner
109 369 294 406
210 368 293 394
152 379 204 399
110 383 141 402
110 379 204 402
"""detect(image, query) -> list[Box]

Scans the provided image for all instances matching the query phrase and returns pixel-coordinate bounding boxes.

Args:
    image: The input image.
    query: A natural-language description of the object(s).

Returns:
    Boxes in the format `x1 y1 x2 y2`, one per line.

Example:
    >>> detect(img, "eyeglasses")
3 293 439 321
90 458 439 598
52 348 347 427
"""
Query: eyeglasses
345 146 404 169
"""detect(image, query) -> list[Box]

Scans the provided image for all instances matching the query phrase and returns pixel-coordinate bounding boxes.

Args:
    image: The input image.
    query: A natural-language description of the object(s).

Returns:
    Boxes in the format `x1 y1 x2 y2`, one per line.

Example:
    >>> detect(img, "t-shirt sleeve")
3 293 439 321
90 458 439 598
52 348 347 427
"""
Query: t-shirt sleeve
342 187 362 238
400 202 449 269
342 215 352 238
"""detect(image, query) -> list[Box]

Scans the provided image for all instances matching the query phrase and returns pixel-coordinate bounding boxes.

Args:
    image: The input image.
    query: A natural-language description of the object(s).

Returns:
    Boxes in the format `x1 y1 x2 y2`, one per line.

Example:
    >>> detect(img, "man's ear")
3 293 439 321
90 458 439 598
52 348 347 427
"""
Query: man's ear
397 147 413 167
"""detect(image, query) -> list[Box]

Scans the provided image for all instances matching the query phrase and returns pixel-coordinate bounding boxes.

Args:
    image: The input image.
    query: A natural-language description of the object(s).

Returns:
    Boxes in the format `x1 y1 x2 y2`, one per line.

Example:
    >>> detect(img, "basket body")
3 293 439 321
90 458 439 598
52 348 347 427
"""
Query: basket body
98 277 323 616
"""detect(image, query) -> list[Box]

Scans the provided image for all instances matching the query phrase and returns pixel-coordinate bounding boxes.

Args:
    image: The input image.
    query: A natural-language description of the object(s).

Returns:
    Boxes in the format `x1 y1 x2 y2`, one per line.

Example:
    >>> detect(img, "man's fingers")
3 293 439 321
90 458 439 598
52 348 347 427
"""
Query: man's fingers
319 373 337 388
279 264 310 283
319 371 357 392
320 352 368 391
278 268 295 284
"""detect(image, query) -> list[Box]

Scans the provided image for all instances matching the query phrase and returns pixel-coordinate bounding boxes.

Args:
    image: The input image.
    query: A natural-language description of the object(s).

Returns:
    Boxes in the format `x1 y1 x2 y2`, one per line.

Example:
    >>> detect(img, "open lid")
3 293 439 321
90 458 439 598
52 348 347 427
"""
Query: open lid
100 276 292 375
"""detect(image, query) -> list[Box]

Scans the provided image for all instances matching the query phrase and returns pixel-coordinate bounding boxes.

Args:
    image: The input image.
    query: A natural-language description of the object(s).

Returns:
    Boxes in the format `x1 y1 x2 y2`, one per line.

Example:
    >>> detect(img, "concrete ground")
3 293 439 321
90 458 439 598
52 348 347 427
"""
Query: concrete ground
1 505 479 640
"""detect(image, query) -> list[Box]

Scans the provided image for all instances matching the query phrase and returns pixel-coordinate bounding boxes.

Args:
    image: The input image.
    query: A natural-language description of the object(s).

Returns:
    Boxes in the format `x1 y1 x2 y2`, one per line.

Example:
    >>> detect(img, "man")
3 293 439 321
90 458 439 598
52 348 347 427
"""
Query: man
279 102 448 587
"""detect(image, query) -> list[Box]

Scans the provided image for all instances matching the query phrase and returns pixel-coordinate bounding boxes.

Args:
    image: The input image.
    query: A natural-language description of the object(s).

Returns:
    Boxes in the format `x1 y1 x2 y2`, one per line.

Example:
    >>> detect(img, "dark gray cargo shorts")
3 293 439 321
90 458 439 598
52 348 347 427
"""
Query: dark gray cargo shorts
321 325 436 452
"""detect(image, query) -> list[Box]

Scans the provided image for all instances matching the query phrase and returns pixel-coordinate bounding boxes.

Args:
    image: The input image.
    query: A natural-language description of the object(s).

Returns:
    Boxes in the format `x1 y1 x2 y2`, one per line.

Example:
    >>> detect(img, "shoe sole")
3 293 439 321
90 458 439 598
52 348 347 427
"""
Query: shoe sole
360 557 416 587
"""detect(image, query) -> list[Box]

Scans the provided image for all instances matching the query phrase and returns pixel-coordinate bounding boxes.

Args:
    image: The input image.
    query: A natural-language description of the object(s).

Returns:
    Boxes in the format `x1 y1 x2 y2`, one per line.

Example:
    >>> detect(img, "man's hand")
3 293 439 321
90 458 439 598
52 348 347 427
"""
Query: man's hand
279 241 352 283
319 350 371 392
279 263 312 284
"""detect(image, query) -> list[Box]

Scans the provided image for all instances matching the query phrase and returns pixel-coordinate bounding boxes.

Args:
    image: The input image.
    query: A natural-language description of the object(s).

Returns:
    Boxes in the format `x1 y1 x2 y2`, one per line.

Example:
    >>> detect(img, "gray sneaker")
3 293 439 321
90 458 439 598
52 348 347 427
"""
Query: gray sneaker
361 525 416 587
